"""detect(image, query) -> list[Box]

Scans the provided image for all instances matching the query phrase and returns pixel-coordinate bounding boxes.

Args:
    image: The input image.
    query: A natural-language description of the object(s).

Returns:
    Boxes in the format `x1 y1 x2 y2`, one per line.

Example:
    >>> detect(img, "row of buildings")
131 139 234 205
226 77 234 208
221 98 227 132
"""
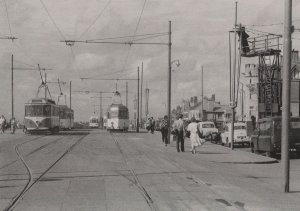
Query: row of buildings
176 50 300 130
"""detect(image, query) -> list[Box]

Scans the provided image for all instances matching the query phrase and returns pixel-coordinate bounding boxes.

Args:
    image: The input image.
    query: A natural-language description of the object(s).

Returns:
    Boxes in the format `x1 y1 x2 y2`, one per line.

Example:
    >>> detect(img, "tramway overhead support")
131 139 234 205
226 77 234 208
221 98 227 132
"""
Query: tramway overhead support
62 21 172 139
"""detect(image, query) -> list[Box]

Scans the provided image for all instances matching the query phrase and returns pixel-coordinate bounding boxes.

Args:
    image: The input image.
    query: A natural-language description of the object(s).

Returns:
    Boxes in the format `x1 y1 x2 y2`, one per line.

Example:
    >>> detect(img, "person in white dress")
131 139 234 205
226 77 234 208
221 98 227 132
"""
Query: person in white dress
187 117 204 154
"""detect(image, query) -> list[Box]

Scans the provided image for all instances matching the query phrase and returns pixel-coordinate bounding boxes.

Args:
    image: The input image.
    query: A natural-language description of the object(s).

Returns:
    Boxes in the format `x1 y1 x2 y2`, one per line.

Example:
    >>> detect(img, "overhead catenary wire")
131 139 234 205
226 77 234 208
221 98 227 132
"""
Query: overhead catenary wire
2 0 12 37
119 0 148 73
244 18 300 28
39 0 66 40
78 0 112 39
86 32 168 42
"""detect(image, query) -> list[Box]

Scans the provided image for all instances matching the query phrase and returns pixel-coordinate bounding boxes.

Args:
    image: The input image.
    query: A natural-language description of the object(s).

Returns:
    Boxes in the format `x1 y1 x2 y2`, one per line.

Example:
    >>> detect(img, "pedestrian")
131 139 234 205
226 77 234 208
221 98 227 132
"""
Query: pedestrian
145 118 151 133
160 115 169 146
187 117 203 154
150 117 155 134
172 114 185 152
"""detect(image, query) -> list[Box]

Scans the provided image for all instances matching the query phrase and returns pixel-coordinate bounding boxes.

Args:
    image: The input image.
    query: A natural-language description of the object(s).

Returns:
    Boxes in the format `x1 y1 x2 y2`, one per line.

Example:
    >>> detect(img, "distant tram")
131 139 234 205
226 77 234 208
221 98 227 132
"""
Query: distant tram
89 116 99 128
24 98 60 134
106 92 129 131
59 105 74 130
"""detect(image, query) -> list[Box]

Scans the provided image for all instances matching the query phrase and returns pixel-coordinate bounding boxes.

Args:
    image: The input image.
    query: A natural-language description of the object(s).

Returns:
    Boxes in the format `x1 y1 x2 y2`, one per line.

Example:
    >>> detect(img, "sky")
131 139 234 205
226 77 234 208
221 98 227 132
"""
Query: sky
0 0 300 121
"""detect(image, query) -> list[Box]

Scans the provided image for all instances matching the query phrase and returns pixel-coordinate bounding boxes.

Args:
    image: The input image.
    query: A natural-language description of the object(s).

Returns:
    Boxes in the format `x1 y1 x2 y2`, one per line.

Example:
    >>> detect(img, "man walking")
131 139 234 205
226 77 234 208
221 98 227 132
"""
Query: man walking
160 115 169 146
173 114 185 152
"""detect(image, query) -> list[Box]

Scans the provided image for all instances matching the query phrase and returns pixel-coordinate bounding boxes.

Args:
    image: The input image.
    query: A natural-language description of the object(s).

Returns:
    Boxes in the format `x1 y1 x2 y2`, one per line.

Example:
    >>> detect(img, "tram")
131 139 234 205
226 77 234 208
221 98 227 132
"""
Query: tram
89 116 99 128
106 92 129 131
24 98 60 134
59 105 74 130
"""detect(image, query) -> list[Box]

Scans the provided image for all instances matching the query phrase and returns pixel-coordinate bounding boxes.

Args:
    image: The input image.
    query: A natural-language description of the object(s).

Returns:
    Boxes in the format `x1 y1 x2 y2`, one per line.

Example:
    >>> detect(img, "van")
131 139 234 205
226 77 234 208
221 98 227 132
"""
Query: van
251 117 300 157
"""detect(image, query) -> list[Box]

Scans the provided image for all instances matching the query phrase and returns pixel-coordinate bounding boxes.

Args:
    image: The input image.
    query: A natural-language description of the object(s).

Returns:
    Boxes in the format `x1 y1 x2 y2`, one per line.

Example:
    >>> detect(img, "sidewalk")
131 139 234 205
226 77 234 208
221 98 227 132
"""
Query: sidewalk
193 141 278 164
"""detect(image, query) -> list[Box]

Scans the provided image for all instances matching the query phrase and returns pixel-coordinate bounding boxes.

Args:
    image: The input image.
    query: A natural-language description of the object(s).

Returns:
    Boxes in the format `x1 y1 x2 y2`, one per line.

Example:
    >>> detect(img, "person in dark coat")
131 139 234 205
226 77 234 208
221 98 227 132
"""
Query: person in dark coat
160 115 169 146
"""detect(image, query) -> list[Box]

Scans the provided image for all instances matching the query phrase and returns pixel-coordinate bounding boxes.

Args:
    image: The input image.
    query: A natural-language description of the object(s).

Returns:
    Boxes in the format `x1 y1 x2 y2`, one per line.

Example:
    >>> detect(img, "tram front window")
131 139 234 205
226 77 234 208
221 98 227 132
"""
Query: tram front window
25 105 51 117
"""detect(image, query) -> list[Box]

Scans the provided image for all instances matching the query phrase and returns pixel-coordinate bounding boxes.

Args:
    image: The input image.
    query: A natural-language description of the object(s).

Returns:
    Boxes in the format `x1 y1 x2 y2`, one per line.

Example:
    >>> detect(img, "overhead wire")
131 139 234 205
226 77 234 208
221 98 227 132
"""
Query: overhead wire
245 18 300 28
78 0 112 39
39 0 66 40
86 32 168 42
119 0 148 74
2 0 15 54
3 0 12 37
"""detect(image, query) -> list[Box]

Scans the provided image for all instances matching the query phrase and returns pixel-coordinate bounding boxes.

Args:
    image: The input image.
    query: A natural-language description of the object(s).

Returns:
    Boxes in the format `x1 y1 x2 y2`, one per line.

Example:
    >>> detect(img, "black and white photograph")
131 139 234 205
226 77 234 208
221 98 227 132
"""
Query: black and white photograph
0 0 300 210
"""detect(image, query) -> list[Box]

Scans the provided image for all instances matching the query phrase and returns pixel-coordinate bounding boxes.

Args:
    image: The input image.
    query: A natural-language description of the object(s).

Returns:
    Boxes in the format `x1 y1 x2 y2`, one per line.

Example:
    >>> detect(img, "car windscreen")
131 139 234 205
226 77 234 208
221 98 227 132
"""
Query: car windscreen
25 105 51 117
234 125 246 130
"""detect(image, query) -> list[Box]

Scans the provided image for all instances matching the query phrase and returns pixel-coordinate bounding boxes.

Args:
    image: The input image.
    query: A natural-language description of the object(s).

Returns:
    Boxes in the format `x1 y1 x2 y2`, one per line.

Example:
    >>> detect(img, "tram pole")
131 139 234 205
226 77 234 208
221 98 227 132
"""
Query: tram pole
126 82 128 108
281 0 292 193
231 2 238 150
141 62 143 127
137 66 140 133
11 54 14 120
100 91 103 128
167 20 172 144
70 81 72 109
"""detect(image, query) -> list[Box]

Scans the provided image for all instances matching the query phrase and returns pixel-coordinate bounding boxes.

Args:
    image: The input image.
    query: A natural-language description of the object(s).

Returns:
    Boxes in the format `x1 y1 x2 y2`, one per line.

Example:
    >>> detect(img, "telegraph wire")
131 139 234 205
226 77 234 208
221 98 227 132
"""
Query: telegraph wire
78 0 112 39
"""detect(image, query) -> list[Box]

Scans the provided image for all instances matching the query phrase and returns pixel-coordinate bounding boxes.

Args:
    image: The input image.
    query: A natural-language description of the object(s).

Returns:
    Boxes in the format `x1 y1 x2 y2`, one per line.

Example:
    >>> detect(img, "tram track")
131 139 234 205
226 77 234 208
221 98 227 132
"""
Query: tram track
0 135 62 170
127 135 247 211
110 133 159 211
3 134 87 211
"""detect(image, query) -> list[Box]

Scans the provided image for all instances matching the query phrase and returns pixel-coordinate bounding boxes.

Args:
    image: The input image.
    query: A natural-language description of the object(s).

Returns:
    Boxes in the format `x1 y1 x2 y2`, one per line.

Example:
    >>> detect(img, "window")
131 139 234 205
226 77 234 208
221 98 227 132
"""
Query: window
234 125 246 130
25 105 51 117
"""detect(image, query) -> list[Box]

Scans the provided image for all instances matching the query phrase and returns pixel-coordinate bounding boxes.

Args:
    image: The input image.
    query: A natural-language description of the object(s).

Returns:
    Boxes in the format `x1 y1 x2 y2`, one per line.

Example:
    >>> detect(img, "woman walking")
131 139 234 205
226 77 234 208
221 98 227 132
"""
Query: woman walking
186 117 203 154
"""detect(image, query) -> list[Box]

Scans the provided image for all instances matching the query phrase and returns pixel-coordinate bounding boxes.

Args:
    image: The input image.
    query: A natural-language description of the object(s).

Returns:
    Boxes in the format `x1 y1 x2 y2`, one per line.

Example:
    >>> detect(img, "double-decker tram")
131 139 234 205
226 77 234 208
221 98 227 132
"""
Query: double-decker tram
106 92 129 131
59 105 74 130
89 116 99 128
24 98 60 134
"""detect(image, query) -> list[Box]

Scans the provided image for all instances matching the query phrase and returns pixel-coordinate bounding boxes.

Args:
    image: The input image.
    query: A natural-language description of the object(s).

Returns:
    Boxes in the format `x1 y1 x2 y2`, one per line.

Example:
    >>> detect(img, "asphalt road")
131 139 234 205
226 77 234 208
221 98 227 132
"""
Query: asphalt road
1 129 300 211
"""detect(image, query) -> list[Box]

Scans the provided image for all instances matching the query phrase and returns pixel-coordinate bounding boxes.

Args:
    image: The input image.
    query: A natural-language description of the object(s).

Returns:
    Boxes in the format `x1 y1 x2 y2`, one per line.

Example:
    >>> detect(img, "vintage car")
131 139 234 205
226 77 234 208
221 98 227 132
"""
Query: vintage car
198 121 219 141
251 117 300 157
221 122 250 147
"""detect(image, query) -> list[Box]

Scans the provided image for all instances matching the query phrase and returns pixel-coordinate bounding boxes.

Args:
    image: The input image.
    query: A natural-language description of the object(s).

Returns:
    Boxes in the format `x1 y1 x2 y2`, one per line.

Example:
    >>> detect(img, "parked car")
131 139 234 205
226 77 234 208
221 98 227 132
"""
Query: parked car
251 117 300 157
221 122 250 147
198 121 219 141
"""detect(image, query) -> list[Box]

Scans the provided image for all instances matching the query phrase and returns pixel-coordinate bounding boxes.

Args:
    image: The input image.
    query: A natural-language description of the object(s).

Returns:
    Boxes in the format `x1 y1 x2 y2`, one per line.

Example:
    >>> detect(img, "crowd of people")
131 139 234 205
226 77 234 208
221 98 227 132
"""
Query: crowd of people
159 114 205 154
0 115 17 134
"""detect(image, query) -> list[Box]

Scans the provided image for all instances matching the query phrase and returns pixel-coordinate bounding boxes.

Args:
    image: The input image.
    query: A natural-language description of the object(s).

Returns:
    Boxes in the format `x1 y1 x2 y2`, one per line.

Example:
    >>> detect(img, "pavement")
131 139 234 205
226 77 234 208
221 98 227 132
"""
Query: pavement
191 141 278 164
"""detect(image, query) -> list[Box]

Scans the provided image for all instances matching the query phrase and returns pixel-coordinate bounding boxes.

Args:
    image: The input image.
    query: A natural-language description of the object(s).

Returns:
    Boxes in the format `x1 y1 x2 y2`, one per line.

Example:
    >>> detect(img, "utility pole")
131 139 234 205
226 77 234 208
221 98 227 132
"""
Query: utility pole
70 81 72 109
230 2 238 150
11 54 14 120
201 66 204 121
145 87 149 117
137 66 140 133
167 20 172 144
100 91 102 128
141 62 143 127
282 0 292 193
45 73 47 98
126 82 128 107
241 83 244 121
